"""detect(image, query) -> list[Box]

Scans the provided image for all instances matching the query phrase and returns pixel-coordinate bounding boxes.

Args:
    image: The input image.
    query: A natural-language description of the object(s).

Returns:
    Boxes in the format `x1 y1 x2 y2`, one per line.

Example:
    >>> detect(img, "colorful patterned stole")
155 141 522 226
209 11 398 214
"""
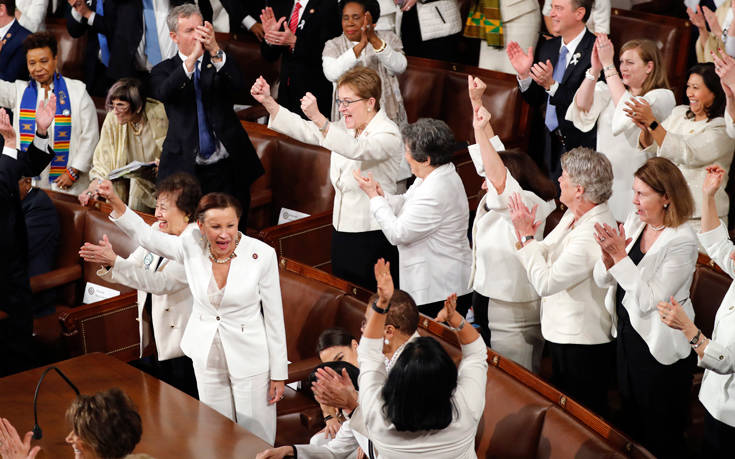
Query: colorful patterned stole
463 0 504 48
19 73 72 182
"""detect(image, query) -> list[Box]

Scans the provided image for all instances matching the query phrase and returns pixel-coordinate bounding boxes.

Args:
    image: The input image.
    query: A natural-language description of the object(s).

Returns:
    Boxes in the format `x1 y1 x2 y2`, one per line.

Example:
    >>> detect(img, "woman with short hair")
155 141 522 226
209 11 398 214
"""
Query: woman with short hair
79 172 201 397
593 157 697 457
357 259 487 458
251 67 402 291
510 147 617 416
97 183 288 446
79 78 168 213
354 118 472 317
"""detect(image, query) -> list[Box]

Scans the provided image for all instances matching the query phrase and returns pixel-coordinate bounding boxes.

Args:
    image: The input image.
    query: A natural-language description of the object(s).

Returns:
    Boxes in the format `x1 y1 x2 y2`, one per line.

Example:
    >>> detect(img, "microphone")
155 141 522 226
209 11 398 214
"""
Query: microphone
32 366 81 440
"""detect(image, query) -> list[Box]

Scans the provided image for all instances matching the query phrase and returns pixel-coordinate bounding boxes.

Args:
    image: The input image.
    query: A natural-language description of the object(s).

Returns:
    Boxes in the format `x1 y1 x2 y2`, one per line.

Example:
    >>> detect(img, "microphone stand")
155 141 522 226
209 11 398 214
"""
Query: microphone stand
32 366 81 440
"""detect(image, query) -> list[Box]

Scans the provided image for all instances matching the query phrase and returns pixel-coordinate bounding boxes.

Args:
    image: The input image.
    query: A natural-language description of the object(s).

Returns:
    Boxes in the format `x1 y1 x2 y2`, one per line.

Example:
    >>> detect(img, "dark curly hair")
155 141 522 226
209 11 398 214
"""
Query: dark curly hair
338 0 380 22
23 32 58 57
65 388 142 459
156 172 202 221
685 63 726 121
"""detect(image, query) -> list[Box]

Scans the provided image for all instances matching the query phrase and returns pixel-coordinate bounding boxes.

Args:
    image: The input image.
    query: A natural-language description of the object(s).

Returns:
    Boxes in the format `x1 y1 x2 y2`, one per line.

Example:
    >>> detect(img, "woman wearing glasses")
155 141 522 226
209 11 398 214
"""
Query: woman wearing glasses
78 78 168 213
251 67 402 290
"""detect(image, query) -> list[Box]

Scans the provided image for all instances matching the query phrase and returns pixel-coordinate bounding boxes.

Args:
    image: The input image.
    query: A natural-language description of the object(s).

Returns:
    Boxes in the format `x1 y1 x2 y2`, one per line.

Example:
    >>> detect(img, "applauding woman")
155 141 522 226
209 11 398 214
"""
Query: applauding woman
592 157 697 458
353 117 472 317
358 260 487 457
97 184 288 445
251 67 402 291
567 36 675 221
323 0 407 126
632 63 735 229
659 165 735 457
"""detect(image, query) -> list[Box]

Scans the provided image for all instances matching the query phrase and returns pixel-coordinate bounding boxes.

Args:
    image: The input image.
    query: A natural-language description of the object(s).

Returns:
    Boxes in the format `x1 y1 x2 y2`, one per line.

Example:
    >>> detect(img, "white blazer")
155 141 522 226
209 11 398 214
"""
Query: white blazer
112 208 289 380
370 163 472 305
98 222 192 361
0 77 99 195
269 106 403 233
698 223 735 427
593 213 697 364
517 203 617 345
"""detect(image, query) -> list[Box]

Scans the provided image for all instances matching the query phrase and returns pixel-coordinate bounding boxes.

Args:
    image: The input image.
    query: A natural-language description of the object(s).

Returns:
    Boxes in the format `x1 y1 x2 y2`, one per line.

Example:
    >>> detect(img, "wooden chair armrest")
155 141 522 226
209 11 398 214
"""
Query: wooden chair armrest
287 357 322 384
30 265 82 294
250 188 273 209
237 105 268 121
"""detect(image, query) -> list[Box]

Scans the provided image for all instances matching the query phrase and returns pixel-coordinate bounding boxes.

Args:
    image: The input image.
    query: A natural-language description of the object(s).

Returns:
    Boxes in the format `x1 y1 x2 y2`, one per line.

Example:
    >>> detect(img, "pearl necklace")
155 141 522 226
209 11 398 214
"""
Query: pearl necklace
208 234 241 264
648 223 665 231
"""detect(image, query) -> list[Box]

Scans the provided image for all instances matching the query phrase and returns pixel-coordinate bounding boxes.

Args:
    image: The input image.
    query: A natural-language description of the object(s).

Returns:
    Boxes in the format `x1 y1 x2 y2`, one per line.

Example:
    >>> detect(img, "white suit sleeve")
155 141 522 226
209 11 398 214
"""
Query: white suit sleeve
369 188 442 246
322 44 359 82
110 207 186 262
657 116 735 168
566 81 611 133
0 80 18 109
455 337 489 421
260 247 289 381
16 0 48 32
611 89 676 140
100 252 189 296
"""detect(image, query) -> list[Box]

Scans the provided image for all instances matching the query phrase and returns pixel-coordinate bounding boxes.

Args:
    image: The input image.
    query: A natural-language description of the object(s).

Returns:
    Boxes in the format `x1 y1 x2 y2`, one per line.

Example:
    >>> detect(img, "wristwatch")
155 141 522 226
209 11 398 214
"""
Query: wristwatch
371 300 391 314
521 235 535 245
689 329 702 347
648 120 659 132
211 49 224 61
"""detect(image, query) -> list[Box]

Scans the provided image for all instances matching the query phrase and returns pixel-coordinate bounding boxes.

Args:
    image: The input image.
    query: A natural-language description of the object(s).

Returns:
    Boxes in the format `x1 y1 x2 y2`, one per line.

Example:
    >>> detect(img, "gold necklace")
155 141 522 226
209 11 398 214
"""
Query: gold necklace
208 234 241 264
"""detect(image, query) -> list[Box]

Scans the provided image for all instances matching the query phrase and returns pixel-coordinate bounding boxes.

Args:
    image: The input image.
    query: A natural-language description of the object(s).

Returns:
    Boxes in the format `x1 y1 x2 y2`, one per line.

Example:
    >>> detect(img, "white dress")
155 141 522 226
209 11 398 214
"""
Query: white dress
566 84 676 221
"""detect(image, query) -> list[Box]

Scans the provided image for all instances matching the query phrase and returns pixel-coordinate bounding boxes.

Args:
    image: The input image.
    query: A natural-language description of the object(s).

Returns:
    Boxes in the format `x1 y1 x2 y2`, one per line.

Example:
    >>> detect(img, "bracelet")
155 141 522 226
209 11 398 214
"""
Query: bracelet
604 70 618 78
35 130 48 139
371 299 390 314
451 317 466 332
603 64 615 72
319 120 329 134
374 39 387 53
690 329 703 348
693 337 708 349
289 445 298 459
65 167 78 182
584 69 597 81
323 414 334 421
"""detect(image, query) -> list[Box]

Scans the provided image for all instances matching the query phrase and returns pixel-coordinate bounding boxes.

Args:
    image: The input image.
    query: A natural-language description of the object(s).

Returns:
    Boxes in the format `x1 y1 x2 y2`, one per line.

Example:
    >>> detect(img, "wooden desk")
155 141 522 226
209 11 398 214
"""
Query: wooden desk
0 353 271 458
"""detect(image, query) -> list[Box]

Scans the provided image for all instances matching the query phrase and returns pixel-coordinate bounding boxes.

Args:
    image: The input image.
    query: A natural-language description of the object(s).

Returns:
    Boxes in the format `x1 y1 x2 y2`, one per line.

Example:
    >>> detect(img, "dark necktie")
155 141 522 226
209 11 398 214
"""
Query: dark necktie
194 63 216 159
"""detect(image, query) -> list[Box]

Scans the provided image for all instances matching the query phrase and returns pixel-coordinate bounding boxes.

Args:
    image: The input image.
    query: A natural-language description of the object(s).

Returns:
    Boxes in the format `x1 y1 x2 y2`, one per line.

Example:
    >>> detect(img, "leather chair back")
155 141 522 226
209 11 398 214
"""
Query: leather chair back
690 263 731 338
216 32 281 107
45 18 87 82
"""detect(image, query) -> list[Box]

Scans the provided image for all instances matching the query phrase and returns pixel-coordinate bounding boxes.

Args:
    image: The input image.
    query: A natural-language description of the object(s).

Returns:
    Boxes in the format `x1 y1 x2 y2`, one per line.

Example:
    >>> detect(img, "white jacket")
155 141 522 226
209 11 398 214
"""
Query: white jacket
698 223 735 427
370 163 472 305
0 77 99 195
111 209 289 380
517 203 616 344
98 222 192 361
269 106 403 233
593 213 697 364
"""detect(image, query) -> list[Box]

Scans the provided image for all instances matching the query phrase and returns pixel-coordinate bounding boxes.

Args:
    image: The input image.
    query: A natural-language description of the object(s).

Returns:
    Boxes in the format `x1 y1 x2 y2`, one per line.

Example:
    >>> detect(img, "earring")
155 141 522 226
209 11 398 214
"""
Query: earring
367 108 371 112
664 203 669 209
384 338 390 345
184 215 189 223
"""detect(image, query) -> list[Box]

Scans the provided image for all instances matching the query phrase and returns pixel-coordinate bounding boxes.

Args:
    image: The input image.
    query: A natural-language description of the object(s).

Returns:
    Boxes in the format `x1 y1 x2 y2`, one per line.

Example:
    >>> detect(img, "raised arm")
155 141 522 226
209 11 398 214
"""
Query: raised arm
472 104 505 192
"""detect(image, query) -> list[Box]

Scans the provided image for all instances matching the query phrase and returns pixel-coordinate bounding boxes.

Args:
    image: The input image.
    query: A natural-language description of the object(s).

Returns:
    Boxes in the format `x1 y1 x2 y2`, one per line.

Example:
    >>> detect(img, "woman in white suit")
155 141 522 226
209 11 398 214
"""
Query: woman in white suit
97 184 288 446
592 157 697 458
79 173 201 397
251 67 402 291
659 165 735 456
469 77 556 372
354 118 473 318
509 147 617 416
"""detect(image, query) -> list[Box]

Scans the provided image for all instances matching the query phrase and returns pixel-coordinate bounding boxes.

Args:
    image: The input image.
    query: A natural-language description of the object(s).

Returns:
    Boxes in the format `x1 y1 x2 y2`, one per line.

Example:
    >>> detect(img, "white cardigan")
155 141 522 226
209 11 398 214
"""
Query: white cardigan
111 209 289 380
593 213 698 364
269 106 403 233
698 223 735 427
370 163 472 305
0 77 99 195
517 203 617 345
98 222 192 361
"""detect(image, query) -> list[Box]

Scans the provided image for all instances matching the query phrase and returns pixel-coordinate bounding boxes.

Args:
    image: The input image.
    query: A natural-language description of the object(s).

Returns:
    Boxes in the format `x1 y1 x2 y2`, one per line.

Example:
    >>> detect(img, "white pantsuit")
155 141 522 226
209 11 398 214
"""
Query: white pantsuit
111 209 288 445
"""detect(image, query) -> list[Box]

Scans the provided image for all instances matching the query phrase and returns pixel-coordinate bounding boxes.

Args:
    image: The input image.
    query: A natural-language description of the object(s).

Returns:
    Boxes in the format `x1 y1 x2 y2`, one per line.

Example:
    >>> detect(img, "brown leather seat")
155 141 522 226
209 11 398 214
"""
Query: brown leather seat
45 18 87 82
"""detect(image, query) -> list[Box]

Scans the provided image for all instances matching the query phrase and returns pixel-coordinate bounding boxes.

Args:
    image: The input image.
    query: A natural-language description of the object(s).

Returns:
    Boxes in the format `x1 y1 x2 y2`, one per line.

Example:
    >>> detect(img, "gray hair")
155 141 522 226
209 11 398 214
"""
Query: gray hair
400 118 455 166
560 147 613 204
167 3 202 33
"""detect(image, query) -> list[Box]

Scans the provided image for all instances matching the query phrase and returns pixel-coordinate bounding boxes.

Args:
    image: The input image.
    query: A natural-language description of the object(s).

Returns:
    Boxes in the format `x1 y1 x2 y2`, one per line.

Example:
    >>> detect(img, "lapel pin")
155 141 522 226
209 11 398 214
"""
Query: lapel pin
207 63 213 69
570 52 581 66
309 9 315 13
5 33 11 39
252 253 258 259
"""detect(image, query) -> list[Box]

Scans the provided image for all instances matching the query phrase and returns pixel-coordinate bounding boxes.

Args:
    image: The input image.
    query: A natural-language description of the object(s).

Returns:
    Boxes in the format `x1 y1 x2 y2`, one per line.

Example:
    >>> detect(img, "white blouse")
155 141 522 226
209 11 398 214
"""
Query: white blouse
643 105 735 219
698 223 735 428
566 84 676 221
357 336 488 458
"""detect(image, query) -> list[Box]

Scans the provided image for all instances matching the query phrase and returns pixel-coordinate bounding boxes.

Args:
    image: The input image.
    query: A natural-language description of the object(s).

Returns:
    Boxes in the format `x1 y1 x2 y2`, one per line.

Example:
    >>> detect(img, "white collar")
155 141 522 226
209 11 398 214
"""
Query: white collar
559 27 587 58
0 19 15 39
178 51 203 65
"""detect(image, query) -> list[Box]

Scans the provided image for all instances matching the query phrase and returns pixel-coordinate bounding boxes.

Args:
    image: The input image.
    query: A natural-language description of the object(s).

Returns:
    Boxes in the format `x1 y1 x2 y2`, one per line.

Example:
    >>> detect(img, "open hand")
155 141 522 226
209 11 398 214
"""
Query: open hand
506 41 534 80
703 6 723 38
0 108 15 148
687 6 706 31
353 169 382 198
268 380 285 405
595 34 614 69
624 97 655 126
508 193 541 240
435 293 457 323
594 222 631 264
312 367 358 411
79 234 117 266
530 60 554 90
657 297 692 331
374 258 394 306
36 93 56 135
0 418 40 459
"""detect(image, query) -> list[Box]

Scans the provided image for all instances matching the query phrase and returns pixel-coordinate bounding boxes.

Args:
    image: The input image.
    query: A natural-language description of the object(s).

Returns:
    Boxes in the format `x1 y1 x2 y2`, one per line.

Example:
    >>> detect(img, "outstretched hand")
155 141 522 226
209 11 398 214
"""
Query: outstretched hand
36 93 56 135
506 41 534 80
374 258 394 307
353 169 383 198
508 193 541 241
78 234 117 266
0 108 15 148
0 418 40 459
312 367 358 411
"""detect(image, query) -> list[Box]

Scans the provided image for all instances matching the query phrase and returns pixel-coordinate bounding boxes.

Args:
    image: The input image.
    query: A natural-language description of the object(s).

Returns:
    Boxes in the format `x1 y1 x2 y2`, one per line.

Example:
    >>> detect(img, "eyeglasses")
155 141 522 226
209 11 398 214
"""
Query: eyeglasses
335 98 366 108
110 102 131 113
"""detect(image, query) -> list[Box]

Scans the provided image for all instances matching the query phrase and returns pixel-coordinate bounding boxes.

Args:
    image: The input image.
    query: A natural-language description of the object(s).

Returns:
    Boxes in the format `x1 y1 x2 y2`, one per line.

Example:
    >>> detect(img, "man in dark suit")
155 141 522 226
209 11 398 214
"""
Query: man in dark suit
508 0 595 181
260 0 341 118
0 95 57 376
65 0 189 97
0 0 31 82
150 4 263 231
